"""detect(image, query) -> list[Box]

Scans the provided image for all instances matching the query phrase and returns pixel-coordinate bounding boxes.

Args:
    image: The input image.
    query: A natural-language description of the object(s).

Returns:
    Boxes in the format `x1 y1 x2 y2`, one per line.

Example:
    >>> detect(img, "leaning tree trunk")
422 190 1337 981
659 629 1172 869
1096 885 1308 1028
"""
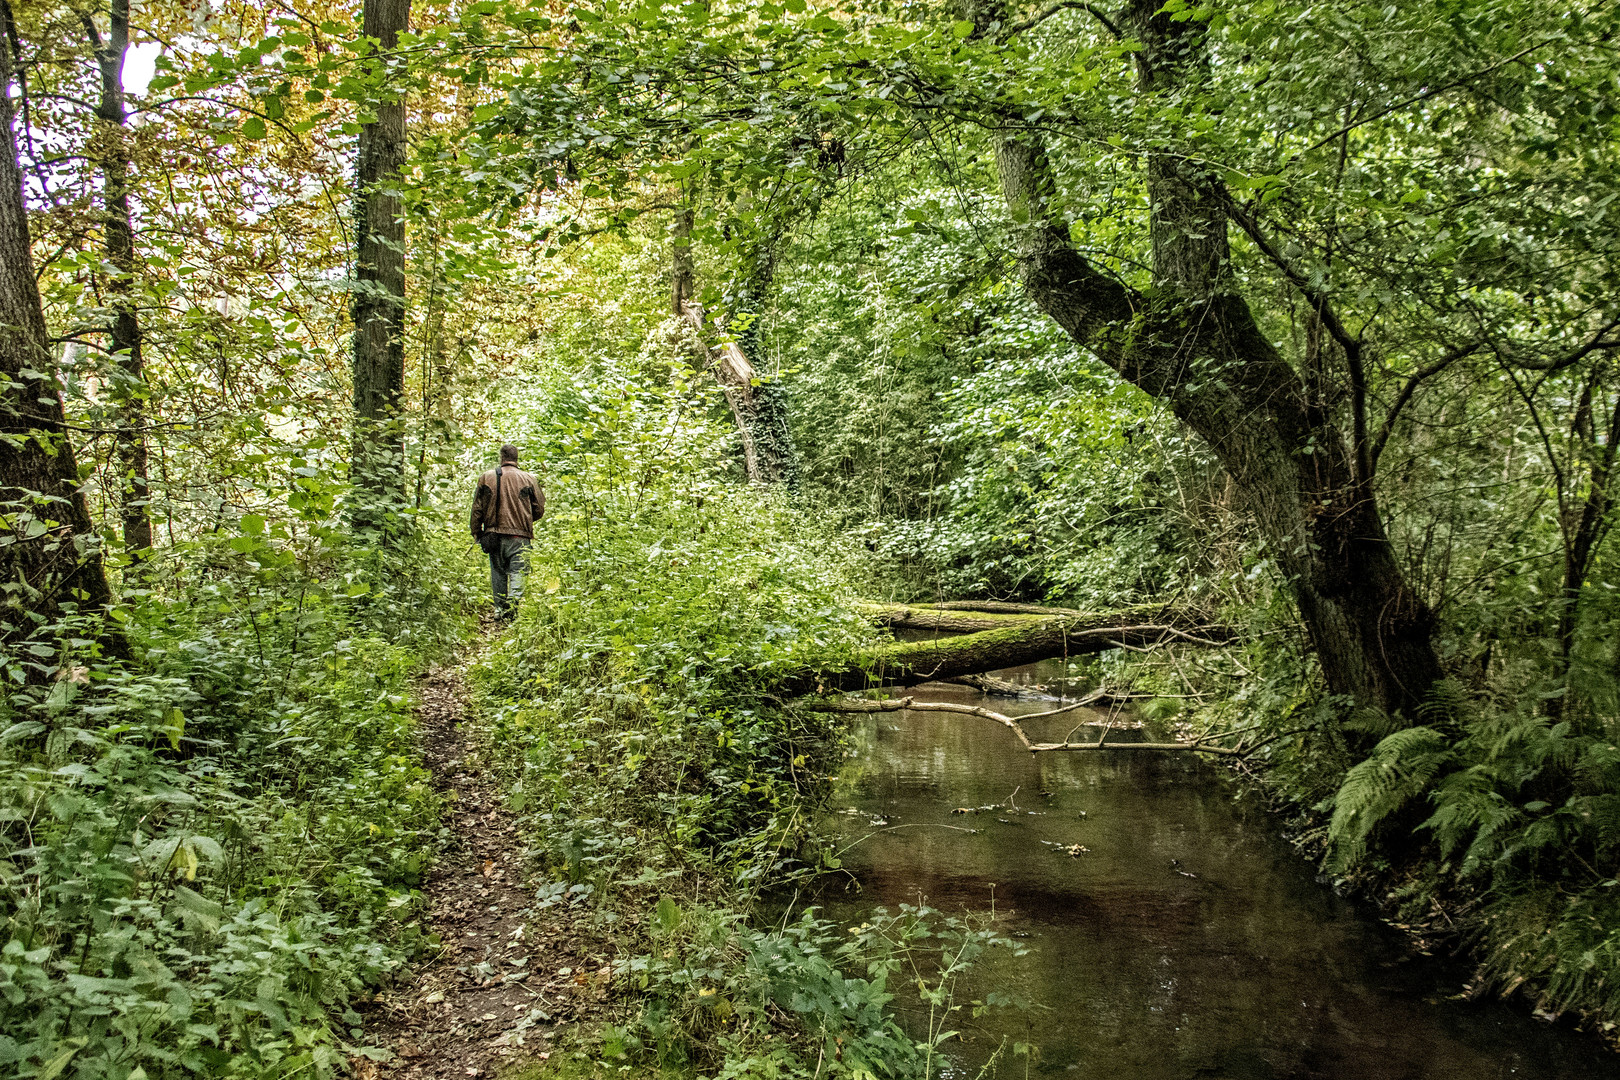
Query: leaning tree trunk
964 0 1442 725
0 19 114 646
727 226 795 487
671 206 795 486
350 0 410 530
85 0 151 555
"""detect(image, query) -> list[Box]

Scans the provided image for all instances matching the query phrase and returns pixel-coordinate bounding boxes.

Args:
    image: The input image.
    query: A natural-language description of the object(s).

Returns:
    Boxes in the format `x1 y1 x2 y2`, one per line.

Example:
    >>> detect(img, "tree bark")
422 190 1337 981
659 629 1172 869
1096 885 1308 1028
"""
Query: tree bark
774 610 1233 696
0 13 114 646
673 205 795 486
671 205 695 317
860 601 1220 635
350 0 410 529
84 0 150 555
965 0 1443 723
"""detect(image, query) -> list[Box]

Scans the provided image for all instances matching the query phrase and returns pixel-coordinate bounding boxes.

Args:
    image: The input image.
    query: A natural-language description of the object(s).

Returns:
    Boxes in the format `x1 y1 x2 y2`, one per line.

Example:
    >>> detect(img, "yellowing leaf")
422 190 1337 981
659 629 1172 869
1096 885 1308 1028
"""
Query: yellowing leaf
164 706 185 751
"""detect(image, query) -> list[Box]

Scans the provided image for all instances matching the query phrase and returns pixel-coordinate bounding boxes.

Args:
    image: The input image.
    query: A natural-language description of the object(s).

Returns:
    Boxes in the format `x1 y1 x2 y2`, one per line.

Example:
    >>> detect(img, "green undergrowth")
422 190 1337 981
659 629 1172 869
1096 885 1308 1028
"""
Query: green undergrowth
495 893 1013 1080
0 521 483 1079
1324 704 1620 1035
467 361 1017 1076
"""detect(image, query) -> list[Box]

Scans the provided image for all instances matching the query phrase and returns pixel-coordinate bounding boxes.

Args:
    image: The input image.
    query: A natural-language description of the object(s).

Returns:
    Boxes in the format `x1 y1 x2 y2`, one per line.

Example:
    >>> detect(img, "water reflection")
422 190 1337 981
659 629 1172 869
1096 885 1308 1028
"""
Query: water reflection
812 666 1620 1080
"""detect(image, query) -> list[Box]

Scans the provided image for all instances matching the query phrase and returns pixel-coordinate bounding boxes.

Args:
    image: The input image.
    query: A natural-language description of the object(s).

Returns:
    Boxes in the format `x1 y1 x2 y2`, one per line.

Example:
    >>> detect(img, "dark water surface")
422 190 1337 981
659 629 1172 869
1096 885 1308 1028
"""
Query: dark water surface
810 661 1620 1080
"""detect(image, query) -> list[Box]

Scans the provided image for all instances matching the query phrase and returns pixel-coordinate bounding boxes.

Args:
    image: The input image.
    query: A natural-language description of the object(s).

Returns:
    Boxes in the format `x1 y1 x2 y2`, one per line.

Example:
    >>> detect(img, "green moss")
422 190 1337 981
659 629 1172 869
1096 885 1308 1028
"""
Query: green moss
500 1046 695 1080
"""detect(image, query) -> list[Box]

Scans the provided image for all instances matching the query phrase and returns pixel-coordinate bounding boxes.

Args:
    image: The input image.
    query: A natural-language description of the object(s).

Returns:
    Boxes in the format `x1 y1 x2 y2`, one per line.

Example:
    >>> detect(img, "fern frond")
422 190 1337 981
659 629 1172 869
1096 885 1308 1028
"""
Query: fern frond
1327 726 1453 873
1422 764 1520 872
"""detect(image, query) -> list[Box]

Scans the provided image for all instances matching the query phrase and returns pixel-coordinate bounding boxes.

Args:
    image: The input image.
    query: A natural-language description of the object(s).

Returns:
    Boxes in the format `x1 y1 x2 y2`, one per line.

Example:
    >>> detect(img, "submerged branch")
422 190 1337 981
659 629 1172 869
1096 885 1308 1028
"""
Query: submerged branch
944 672 1048 697
803 695 1240 756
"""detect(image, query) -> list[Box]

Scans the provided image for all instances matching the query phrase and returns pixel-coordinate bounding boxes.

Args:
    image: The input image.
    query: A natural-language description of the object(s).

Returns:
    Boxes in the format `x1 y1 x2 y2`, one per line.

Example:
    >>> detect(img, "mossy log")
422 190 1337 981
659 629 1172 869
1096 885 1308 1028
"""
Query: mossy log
858 602 1225 636
899 600 1089 617
777 611 1235 696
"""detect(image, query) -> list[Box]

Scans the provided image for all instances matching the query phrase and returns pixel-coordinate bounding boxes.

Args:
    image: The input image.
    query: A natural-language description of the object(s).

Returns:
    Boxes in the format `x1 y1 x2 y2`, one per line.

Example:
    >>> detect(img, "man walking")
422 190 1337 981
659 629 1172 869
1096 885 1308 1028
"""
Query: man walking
469 444 545 619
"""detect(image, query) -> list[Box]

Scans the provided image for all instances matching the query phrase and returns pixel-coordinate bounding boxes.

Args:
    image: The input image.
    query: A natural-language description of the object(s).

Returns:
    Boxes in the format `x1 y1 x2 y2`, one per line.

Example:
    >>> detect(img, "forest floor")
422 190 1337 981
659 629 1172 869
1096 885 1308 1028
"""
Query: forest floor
355 643 615 1079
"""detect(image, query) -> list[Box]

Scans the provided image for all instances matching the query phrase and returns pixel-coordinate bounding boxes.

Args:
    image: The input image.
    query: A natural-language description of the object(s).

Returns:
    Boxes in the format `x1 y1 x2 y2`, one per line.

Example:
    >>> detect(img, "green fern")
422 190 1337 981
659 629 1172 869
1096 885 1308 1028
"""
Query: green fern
1327 726 1453 872
1421 764 1521 874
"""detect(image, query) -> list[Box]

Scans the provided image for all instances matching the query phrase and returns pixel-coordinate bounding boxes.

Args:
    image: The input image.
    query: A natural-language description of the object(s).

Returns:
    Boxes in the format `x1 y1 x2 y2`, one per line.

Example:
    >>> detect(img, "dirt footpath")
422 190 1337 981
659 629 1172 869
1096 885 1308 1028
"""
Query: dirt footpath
356 661 613 1079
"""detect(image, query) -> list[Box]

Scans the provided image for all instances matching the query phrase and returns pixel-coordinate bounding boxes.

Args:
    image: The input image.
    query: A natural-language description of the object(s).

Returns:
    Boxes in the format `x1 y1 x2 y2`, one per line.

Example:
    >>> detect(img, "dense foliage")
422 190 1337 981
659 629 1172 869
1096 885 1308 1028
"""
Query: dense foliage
7 0 1620 1071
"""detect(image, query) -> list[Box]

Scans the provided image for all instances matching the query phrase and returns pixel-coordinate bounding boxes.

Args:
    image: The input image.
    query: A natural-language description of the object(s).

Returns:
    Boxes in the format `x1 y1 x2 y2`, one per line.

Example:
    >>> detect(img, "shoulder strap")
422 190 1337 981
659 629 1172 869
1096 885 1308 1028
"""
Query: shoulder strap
491 466 505 528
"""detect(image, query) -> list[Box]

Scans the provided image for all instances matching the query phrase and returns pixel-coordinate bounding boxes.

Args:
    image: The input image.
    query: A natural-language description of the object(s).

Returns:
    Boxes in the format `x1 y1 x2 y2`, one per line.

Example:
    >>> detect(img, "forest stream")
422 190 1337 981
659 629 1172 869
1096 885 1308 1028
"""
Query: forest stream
812 658 1620 1080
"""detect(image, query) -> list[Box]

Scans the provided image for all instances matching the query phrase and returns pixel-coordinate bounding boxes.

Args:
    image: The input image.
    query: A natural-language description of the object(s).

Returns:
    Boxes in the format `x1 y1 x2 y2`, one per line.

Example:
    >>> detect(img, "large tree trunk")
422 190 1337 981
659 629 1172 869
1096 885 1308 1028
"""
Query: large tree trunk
85 0 151 555
350 0 410 529
774 609 1233 696
967 0 1442 723
0 14 114 646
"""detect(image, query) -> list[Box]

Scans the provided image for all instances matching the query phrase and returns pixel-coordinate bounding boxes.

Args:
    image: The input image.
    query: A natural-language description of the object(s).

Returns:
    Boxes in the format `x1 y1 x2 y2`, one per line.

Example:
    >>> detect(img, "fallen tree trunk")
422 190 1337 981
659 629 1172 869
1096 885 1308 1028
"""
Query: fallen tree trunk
900 600 1089 617
774 612 1236 696
858 604 1049 633
860 602 1222 635
944 673 1049 697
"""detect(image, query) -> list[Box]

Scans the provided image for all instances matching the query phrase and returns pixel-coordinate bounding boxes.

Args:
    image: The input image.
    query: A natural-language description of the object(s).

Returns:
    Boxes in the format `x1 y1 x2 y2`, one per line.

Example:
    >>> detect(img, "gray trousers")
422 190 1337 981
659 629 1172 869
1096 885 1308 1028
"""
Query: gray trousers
489 535 530 617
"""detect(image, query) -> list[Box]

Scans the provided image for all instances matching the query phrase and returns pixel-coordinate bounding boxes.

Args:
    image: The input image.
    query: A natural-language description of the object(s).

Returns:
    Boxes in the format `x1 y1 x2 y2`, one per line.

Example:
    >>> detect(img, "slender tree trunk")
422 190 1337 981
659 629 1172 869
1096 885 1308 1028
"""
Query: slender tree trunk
671 205 695 317
0 13 114 644
728 230 795 487
1552 389 1620 725
350 0 410 530
414 218 453 508
84 0 151 555
965 0 1442 724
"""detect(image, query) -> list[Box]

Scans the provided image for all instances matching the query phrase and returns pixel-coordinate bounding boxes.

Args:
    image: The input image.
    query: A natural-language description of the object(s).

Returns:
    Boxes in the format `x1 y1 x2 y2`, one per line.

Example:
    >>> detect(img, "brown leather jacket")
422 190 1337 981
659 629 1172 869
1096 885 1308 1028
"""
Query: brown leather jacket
469 466 545 540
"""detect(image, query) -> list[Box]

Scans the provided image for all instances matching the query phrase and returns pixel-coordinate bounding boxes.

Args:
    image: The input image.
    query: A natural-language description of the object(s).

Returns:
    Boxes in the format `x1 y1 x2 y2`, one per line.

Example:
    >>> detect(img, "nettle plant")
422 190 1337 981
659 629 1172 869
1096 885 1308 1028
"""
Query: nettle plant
0 494 476 1078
